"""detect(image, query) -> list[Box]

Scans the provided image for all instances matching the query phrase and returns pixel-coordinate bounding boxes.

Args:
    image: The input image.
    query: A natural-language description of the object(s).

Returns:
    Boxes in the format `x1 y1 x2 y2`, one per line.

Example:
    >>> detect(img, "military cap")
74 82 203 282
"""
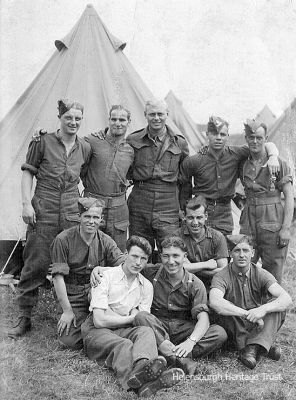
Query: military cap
207 116 229 134
244 119 267 135
78 197 105 214
58 98 84 117
226 234 252 251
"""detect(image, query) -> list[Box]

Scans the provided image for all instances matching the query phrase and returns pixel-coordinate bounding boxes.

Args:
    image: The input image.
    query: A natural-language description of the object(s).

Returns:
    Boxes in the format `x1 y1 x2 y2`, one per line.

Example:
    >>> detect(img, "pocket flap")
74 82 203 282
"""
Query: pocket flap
258 222 281 232
114 220 129 232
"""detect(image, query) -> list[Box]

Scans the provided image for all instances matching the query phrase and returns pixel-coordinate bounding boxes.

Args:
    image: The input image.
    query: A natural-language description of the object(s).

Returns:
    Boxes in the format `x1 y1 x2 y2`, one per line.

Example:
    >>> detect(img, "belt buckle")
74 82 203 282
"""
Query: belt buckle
139 180 144 187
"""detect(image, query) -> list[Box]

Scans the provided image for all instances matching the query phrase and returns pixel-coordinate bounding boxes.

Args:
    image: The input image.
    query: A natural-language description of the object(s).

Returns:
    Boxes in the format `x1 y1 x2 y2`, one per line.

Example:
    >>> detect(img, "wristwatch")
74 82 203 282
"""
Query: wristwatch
188 336 197 344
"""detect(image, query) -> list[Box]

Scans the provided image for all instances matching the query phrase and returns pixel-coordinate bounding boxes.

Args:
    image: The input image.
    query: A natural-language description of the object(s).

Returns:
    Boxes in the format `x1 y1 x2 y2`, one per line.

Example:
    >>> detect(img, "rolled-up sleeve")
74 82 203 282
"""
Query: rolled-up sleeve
191 279 209 320
210 273 228 295
50 236 70 276
21 138 44 175
89 274 109 311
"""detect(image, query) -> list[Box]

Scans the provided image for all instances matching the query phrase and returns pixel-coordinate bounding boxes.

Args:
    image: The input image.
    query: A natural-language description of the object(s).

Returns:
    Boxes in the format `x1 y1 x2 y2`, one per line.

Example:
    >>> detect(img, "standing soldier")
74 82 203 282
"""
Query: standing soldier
8 99 91 338
239 120 294 283
180 116 280 236
127 100 190 255
83 105 134 251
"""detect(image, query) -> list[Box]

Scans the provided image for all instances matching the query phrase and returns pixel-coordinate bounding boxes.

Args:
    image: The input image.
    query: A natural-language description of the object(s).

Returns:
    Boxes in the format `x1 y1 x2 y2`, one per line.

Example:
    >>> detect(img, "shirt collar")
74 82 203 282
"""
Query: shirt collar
230 262 251 278
118 264 145 286
182 224 211 241
55 129 79 148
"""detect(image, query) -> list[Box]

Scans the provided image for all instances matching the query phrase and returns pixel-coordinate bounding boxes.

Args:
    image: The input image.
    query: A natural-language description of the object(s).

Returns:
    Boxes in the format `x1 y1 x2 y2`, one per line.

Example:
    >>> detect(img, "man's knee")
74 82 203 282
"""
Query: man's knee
214 324 228 345
134 311 153 326
58 332 83 350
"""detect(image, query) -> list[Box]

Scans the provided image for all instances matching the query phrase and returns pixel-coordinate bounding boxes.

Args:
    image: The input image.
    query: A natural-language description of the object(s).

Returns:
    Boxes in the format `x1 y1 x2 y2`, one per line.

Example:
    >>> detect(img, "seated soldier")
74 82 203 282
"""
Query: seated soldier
81 236 184 397
177 195 228 291
50 197 125 350
209 235 292 369
133 236 227 374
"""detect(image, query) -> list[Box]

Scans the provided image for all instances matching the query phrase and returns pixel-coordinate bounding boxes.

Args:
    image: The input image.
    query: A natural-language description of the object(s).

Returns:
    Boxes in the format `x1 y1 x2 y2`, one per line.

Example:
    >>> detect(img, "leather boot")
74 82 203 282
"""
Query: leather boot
239 344 258 369
266 345 281 361
7 316 32 339
166 355 198 375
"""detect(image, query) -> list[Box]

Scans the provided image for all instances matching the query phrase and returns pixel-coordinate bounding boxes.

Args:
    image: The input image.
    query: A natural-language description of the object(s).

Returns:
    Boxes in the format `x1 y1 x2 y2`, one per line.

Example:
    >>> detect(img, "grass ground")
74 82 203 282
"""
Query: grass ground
1 225 296 400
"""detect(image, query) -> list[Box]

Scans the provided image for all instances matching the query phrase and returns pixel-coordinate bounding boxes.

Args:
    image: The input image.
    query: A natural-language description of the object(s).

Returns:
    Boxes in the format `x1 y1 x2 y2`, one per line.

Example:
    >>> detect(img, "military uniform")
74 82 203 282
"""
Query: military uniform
176 224 228 290
50 226 124 349
127 125 189 251
83 132 134 251
211 262 285 352
180 145 250 235
134 264 227 358
18 131 91 317
240 155 293 282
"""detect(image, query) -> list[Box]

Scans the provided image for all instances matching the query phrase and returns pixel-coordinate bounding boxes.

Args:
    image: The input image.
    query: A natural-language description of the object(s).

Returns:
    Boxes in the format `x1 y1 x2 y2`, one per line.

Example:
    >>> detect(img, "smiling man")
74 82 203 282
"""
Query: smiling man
82 105 134 251
50 197 125 349
134 236 227 375
126 100 190 256
8 99 92 339
81 235 184 396
176 195 228 290
180 116 280 236
239 119 294 283
209 235 292 369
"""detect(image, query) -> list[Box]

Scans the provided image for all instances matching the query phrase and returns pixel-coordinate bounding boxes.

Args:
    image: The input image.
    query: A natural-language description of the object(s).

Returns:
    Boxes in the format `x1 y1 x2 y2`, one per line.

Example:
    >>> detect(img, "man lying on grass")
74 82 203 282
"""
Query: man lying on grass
81 235 184 397
209 234 292 369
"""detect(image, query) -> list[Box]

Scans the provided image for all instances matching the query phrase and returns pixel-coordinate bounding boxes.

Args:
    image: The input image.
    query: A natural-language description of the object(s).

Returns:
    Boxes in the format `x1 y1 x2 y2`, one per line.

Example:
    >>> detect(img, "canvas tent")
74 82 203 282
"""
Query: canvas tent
0 4 186 244
254 105 277 131
165 91 206 154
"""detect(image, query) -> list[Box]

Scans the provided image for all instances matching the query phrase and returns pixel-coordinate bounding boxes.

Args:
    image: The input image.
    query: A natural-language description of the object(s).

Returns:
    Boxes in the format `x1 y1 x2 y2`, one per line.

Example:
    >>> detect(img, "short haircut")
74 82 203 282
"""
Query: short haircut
109 105 131 121
161 236 187 253
144 99 168 114
126 235 152 257
185 195 207 214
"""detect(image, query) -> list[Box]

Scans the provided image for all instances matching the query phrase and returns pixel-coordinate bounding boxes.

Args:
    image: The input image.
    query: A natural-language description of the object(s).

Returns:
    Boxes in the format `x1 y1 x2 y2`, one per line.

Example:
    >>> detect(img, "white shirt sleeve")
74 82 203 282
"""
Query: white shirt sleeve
138 279 153 313
89 273 110 311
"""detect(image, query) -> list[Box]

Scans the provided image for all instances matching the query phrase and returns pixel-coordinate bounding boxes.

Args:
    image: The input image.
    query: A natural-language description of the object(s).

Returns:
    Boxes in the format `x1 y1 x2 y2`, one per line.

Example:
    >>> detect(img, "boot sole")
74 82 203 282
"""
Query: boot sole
127 356 167 389
139 368 185 397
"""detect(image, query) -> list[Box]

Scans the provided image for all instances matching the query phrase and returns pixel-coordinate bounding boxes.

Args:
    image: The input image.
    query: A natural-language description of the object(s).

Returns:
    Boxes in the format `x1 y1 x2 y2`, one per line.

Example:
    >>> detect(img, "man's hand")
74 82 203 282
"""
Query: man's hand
90 266 103 287
198 145 209 155
173 338 195 358
130 308 139 318
277 228 290 248
91 129 106 140
22 203 36 225
57 309 76 336
245 307 266 323
266 156 280 175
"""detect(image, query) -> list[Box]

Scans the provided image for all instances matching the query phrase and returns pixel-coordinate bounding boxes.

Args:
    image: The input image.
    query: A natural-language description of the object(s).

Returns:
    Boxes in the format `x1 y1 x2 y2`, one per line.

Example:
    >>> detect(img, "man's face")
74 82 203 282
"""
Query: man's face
206 129 229 151
161 246 186 276
59 108 83 136
231 242 254 268
245 126 266 155
80 207 103 235
124 246 149 275
145 104 168 132
109 109 130 137
185 206 207 237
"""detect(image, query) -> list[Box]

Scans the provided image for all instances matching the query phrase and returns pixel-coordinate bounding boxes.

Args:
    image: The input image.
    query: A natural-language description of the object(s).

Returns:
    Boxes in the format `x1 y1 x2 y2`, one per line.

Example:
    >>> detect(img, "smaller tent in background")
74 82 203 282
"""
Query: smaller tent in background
267 98 296 182
165 91 206 154
255 105 277 130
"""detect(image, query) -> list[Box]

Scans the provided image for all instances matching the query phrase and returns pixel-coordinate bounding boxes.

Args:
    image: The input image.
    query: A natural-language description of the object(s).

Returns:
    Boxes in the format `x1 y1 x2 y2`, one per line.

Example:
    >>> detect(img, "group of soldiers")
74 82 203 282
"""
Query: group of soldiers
7 98 293 397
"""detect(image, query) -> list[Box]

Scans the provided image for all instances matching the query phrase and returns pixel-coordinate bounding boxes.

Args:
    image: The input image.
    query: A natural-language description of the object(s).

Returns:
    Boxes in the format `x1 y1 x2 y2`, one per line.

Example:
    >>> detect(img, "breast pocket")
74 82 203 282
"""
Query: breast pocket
161 147 181 172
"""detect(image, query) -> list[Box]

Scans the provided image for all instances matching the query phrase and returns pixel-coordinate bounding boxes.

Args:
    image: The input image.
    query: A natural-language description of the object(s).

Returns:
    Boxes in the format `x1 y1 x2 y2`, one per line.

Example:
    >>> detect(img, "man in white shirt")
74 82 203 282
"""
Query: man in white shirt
81 235 184 397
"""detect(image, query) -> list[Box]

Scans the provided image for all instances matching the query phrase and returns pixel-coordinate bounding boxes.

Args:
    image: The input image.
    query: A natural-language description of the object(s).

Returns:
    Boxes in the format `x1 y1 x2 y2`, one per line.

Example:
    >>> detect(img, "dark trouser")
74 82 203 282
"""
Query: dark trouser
240 199 287 283
133 311 227 358
128 182 180 251
84 192 129 252
57 283 90 350
81 314 158 389
206 201 233 236
18 188 80 317
214 312 285 351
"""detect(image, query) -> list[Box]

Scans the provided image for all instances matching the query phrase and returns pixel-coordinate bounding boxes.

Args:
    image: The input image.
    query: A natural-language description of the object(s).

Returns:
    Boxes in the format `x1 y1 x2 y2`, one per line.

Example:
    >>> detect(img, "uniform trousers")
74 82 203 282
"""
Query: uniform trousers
214 312 285 351
81 314 158 389
133 311 227 358
206 202 233 236
128 182 180 251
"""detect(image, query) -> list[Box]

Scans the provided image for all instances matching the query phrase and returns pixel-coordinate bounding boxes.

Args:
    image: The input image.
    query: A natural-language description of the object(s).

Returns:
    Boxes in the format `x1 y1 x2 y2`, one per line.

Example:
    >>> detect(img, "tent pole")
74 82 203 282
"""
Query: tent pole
0 237 22 275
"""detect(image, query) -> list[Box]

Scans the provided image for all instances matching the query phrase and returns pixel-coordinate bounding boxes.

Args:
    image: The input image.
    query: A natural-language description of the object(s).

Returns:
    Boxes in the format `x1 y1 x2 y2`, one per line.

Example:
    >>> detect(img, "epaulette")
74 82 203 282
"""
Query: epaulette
32 129 47 142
